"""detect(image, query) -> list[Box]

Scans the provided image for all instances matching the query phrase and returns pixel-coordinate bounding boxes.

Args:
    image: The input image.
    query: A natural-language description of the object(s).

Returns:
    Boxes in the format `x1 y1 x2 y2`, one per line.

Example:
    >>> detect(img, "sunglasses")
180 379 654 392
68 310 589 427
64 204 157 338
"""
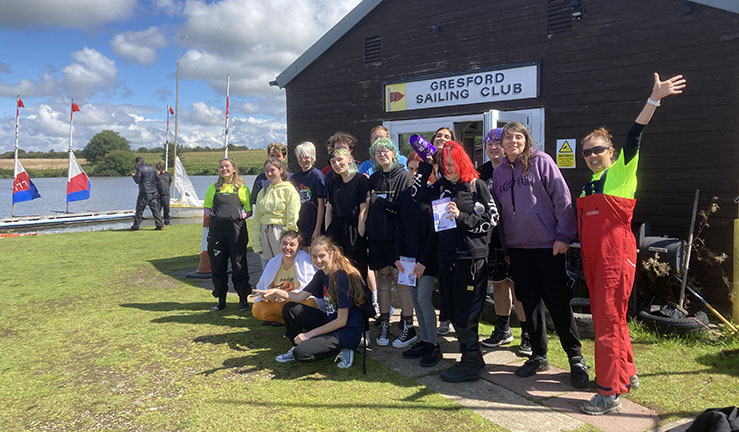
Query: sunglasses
582 146 610 157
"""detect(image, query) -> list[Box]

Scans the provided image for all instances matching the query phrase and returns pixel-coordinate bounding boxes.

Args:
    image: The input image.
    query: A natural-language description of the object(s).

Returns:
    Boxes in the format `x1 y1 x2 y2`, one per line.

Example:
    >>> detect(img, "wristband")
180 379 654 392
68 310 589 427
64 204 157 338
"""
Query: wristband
647 98 661 107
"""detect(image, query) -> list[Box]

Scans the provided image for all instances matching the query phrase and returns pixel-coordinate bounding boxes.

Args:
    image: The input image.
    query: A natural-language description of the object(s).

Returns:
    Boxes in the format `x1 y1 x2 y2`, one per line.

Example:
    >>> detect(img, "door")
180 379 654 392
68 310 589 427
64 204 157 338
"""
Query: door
483 108 545 163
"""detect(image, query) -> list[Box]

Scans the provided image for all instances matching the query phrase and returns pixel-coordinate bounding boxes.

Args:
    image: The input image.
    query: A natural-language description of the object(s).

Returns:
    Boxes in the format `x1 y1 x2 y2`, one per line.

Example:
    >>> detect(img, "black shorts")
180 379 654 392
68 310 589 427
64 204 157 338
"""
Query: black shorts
488 248 511 283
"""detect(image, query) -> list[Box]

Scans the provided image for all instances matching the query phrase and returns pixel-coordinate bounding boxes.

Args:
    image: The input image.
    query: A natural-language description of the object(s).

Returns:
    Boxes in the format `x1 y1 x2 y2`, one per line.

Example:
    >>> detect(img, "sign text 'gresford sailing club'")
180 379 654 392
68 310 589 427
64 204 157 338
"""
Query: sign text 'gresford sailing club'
385 64 538 112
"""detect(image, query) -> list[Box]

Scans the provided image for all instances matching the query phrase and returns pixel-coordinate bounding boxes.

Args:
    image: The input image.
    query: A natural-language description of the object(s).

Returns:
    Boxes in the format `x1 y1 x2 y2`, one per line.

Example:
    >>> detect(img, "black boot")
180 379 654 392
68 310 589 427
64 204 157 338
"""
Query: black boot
210 294 226 311
439 349 485 382
238 296 250 312
420 343 442 367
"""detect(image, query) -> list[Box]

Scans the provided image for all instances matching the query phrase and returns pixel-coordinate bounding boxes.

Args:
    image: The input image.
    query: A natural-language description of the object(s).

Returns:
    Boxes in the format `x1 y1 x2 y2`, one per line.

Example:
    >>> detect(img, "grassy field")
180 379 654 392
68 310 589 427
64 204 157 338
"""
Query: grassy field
0 225 737 430
0 224 505 431
0 158 87 170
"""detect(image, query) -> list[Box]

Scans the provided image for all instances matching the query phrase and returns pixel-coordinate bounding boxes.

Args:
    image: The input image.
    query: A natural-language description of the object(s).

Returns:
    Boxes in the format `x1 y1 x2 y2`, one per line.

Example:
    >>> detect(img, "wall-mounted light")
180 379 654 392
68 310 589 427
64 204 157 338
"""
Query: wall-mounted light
570 0 585 20
431 24 441 33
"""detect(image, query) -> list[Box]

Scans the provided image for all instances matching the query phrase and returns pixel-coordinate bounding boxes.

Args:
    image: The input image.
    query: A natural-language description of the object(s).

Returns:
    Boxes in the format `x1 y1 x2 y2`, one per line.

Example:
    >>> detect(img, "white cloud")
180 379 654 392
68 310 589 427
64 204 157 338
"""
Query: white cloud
0 0 136 29
62 48 118 97
241 102 259 114
111 26 168 67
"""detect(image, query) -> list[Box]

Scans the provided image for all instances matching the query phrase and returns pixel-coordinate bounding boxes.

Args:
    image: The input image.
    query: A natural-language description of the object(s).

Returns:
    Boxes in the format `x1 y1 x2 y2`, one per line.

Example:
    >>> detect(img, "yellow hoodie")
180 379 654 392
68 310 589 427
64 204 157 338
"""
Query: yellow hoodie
250 180 301 253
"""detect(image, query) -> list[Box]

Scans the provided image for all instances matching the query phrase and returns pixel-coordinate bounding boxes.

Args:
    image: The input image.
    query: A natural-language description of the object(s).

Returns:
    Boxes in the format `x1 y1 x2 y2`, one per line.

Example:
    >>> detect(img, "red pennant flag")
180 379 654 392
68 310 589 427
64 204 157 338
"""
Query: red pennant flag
169 106 174 115
71 102 81 112
17 98 24 108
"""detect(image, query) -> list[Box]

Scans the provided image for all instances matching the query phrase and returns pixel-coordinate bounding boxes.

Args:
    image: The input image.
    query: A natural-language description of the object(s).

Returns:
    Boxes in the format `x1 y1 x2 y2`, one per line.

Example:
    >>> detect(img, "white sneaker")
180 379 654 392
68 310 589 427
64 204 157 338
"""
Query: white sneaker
275 346 295 363
392 322 418 348
376 320 390 346
335 348 354 368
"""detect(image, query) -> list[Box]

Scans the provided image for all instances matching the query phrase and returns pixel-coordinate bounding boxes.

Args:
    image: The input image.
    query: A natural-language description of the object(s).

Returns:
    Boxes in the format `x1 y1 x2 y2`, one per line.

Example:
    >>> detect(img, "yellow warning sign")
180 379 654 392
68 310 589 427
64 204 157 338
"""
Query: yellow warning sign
556 138 576 169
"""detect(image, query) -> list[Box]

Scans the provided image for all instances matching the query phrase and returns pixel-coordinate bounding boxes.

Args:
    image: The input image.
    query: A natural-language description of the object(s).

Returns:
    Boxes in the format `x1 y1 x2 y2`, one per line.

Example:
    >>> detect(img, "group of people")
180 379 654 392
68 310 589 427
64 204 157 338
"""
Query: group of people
129 157 172 231
202 73 686 416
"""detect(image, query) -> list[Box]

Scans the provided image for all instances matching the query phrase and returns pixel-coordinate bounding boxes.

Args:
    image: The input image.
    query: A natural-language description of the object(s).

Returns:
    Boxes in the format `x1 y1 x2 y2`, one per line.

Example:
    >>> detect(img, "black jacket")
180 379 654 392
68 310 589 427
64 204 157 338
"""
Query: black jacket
414 162 498 261
134 162 158 194
157 171 172 197
394 186 437 276
366 165 411 243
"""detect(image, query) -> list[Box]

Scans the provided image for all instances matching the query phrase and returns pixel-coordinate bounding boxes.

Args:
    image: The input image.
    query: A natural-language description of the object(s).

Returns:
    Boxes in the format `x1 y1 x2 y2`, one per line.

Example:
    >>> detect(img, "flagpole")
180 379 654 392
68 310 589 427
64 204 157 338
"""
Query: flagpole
12 95 21 217
66 99 75 213
173 61 179 200
165 104 170 172
224 74 230 159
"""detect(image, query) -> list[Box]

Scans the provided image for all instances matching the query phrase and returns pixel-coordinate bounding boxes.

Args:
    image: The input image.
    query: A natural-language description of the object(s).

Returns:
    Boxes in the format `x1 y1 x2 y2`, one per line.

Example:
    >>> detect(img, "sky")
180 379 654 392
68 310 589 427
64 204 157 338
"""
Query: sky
0 0 362 153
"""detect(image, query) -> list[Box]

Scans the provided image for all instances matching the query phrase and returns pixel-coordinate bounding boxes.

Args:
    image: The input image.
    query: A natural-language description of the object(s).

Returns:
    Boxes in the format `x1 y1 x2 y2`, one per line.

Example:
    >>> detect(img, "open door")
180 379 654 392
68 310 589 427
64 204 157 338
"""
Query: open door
483 109 545 163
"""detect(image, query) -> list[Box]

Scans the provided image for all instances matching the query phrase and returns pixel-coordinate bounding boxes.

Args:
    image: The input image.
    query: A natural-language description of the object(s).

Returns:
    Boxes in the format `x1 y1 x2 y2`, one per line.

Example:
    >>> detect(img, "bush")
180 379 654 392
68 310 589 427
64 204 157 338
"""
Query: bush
93 150 135 176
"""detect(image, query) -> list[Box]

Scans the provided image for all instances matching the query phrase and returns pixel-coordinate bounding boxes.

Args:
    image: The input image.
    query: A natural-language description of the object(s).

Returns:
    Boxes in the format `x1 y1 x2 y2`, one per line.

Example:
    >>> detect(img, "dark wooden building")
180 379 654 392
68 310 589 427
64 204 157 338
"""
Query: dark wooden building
273 0 739 309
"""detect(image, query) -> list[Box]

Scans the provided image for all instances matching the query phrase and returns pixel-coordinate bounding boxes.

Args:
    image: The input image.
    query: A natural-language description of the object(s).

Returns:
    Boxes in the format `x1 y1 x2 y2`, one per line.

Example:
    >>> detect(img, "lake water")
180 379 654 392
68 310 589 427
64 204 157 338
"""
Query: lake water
0 175 257 233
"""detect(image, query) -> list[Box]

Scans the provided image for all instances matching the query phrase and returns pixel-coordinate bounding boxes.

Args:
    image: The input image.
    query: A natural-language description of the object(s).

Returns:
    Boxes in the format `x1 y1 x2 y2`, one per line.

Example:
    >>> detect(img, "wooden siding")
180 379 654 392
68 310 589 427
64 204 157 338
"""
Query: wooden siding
283 0 739 307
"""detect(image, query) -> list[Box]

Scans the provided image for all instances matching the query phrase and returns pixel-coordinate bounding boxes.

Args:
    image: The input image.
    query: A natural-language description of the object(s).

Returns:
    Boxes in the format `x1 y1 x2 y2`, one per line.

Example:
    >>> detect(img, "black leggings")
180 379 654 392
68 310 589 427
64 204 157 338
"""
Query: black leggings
283 302 344 362
508 248 582 359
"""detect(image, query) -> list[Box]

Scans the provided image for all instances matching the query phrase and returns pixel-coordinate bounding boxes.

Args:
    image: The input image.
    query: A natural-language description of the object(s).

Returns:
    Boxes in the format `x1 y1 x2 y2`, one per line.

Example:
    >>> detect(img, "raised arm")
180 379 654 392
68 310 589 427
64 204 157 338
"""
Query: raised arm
635 73 686 125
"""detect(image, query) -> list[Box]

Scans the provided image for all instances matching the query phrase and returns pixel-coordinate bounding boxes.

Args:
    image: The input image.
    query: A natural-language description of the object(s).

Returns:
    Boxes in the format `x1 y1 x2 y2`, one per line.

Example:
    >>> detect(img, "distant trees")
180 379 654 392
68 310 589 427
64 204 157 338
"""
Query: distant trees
92 149 135 176
83 130 130 162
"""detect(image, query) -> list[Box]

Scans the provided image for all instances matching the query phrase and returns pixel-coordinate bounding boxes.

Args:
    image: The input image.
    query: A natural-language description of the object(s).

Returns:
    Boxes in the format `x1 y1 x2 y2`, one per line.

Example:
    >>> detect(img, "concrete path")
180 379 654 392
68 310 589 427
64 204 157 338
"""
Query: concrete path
185 251 692 432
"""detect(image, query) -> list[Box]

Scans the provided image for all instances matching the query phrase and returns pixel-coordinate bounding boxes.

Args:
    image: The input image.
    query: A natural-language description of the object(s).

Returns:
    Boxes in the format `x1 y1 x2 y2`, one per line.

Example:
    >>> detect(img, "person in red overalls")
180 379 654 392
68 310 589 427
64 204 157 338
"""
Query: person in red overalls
578 73 686 415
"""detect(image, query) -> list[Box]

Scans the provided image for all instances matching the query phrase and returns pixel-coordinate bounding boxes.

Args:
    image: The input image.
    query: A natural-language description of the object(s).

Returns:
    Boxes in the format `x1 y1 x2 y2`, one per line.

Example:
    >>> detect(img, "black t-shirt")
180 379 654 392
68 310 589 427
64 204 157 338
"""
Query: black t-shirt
326 173 370 220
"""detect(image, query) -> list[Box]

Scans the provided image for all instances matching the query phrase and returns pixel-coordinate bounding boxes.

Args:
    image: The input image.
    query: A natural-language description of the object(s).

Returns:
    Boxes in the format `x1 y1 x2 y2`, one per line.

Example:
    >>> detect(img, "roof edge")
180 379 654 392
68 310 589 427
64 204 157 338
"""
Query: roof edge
690 0 739 14
273 0 383 88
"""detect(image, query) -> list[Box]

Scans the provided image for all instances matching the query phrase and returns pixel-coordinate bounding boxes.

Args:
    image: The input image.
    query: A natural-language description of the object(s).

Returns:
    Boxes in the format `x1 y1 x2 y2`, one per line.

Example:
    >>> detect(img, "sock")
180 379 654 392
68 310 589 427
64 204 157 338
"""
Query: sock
520 320 529 335
401 315 413 328
372 290 380 315
496 314 511 333
380 312 390 322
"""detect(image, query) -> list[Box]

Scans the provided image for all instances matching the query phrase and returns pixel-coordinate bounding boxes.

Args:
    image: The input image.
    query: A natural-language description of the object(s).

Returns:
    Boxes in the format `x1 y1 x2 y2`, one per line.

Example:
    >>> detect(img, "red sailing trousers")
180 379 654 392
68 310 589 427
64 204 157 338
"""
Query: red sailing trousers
577 194 637 396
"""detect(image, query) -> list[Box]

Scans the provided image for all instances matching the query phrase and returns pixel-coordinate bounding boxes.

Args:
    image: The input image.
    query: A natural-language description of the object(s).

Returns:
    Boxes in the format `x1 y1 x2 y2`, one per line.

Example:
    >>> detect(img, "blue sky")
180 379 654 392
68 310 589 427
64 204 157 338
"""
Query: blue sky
0 0 361 153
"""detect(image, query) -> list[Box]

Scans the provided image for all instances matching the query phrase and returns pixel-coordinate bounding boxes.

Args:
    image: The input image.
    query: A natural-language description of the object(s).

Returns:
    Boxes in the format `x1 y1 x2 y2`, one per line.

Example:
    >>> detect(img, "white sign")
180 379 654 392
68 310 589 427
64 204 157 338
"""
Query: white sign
556 139 576 169
385 65 538 112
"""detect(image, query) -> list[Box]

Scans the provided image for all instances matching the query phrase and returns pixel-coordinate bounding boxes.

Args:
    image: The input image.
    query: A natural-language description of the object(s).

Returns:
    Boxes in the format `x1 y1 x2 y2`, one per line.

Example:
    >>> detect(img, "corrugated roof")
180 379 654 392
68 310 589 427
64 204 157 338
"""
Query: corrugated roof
272 0 383 88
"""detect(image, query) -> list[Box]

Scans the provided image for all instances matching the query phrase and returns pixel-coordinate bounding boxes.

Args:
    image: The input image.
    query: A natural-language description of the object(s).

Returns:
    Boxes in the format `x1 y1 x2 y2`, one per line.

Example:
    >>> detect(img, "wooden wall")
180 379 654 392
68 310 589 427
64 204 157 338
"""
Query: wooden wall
284 0 739 307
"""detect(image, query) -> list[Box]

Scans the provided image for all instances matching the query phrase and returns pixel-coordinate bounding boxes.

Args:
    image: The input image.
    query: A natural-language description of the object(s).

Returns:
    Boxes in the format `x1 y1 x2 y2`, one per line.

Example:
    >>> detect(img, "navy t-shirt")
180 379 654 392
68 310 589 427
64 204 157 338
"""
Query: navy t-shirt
303 270 363 350
291 167 326 239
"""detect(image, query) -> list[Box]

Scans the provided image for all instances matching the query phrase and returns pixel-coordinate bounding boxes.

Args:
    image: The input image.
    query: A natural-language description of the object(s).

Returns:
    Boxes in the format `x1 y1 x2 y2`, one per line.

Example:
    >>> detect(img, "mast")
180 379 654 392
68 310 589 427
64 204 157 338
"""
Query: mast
224 74 230 158
165 104 171 172
66 99 75 213
11 95 21 217
173 61 179 200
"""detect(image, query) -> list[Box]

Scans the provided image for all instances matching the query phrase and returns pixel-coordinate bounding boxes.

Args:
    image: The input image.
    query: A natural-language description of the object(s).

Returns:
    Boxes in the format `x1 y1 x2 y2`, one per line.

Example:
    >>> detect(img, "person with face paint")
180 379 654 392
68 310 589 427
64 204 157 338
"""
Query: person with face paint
478 128 532 357
264 236 365 369
250 157 301 270
252 231 322 326
365 137 413 347
492 121 588 389
578 73 686 415
324 148 370 281
414 141 498 382
204 158 252 312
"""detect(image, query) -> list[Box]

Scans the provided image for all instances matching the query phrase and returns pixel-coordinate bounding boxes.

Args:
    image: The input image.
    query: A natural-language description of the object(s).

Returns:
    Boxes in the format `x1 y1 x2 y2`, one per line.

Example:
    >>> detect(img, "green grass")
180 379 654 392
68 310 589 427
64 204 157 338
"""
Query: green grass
539 316 739 424
0 225 505 431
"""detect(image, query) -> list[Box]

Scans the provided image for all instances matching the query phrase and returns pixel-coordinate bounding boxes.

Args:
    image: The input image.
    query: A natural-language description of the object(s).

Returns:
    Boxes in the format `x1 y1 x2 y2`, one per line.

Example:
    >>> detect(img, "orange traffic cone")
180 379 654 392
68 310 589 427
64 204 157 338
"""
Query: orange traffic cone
186 210 211 279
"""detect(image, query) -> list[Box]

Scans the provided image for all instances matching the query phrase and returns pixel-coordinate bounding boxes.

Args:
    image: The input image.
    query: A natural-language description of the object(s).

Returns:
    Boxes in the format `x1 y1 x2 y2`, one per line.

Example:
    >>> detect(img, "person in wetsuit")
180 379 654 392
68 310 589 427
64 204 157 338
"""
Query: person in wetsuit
204 158 252 312
130 157 163 231
579 73 686 415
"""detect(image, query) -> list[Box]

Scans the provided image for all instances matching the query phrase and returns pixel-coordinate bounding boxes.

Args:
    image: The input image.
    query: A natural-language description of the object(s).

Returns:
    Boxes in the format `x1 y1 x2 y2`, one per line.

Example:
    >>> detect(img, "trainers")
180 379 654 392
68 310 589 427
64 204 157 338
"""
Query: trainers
630 374 640 389
154 226 164 231
392 323 418 348
481 329 513 348
420 343 442 367
515 355 550 377
581 394 621 415
570 356 590 389
376 320 390 346
437 320 451 335
403 341 427 359
335 348 354 369
373 306 395 326
518 332 533 357
275 346 295 363
128 226 140 231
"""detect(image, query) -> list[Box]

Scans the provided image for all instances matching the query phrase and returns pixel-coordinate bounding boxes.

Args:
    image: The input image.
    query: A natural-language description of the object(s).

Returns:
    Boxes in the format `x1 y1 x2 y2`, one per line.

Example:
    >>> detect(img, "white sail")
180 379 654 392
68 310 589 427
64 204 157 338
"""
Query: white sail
172 156 203 207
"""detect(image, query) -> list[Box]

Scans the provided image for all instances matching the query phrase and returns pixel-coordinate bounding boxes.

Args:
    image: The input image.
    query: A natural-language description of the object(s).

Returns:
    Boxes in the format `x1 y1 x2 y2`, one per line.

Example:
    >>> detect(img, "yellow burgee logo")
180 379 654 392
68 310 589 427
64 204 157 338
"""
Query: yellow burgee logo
385 83 407 112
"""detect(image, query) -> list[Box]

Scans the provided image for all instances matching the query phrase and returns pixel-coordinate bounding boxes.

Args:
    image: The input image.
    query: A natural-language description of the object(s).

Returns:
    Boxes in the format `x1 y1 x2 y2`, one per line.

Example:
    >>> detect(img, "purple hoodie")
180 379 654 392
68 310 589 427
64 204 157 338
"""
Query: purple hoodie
492 151 576 252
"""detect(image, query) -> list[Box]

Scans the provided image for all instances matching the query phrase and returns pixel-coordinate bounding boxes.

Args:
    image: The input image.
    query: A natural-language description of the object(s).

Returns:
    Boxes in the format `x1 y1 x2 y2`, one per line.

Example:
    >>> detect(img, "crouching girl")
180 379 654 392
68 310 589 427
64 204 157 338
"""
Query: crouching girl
261 236 365 368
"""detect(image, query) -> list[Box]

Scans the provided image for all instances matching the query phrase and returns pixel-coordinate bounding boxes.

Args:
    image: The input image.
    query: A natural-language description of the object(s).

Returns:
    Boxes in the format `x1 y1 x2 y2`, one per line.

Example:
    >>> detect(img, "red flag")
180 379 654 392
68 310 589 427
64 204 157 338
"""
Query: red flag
17 98 24 108
71 102 81 112
169 106 174 115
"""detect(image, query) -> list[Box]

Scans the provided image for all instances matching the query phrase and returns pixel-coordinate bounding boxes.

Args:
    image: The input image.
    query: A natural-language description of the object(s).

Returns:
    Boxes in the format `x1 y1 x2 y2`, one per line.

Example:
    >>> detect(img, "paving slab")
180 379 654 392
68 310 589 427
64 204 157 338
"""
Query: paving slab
483 362 576 400
541 391 661 432
417 375 584 432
